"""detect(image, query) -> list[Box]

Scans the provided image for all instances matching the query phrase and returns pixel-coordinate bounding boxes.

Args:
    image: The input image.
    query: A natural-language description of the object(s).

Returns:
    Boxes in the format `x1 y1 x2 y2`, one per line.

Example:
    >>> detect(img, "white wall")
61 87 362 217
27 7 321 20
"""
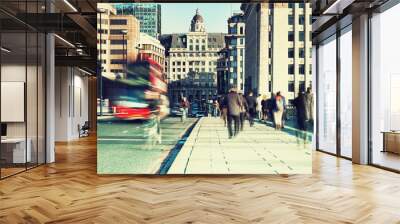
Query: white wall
54 66 89 141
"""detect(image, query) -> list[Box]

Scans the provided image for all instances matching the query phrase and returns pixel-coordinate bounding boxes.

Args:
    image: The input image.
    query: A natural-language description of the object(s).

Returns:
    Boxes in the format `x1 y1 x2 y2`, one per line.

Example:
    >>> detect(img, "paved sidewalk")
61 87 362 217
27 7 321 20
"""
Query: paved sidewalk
168 117 312 174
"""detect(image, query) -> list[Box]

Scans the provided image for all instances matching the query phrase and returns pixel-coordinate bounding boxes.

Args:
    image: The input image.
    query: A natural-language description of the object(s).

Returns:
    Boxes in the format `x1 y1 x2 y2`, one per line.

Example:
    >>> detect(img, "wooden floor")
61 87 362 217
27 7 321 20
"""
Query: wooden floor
1 136 400 223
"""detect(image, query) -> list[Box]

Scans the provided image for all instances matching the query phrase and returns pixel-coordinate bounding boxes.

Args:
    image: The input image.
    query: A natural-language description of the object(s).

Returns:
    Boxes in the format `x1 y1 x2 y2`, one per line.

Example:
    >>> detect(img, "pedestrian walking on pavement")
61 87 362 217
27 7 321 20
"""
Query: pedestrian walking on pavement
305 87 314 130
224 87 242 138
213 99 220 117
245 91 257 127
273 92 285 130
219 95 228 126
180 97 189 122
256 94 262 120
280 92 287 129
261 95 268 122
267 93 276 125
239 91 248 131
293 92 308 144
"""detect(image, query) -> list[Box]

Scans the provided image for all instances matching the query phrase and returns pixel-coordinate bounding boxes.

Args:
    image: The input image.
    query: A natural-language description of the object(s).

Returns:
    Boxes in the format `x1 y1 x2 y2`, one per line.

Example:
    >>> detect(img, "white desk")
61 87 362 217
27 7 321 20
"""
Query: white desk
1 138 31 163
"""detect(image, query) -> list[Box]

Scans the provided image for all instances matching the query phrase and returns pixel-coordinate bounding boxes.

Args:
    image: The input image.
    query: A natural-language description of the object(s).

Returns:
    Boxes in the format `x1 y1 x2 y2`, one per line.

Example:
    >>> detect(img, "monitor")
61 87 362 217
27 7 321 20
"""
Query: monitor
1 123 7 137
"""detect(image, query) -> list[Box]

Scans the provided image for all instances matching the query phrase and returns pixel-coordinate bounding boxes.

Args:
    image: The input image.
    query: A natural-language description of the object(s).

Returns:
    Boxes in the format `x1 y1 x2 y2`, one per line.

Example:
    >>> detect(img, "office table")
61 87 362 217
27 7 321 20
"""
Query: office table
382 131 400 154
1 138 31 163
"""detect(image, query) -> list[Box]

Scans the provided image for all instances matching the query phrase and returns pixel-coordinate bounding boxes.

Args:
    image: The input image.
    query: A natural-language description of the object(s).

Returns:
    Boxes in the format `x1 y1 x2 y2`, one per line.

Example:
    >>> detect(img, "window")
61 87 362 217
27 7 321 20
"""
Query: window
110 19 127 25
110 29 125 35
240 27 244 34
299 48 305 58
299 15 305 25
98 29 108 34
299 31 305 41
318 35 337 154
110 40 127 45
299 81 305 93
299 64 305 75
288 64 294 75
340 27 353 158
288 81 295 92
110 59 124 64
288 3 294 8
288 31 294 41
288 48 294 58
110 49 126 54
288 15 294 25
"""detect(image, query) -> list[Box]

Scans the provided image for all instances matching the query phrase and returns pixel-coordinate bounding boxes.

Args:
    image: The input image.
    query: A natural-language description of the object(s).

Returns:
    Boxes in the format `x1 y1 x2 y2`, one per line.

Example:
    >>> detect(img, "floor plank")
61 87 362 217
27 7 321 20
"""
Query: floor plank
0 136 400 223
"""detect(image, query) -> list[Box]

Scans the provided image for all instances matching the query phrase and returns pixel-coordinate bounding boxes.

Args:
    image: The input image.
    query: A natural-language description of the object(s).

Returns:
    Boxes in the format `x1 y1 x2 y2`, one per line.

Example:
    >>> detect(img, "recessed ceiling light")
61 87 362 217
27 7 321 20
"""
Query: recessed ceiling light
1 47 11 53
63 0 78 12
54 34 75 48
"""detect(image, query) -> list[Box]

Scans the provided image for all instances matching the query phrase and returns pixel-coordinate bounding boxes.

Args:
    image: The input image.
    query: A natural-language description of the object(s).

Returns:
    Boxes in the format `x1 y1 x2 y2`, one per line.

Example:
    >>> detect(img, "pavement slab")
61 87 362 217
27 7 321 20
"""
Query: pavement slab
168 117 312 174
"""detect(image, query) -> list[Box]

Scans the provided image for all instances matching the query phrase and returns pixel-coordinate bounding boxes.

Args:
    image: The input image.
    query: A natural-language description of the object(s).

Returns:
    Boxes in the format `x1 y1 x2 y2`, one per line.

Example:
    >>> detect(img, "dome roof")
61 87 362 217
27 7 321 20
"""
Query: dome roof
192 9 204 23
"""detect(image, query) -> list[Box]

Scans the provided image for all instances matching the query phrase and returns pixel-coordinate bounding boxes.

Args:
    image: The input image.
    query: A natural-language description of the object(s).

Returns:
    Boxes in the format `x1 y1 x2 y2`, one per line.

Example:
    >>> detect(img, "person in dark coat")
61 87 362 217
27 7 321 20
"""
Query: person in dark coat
293 92 308 144
224 88 242 138
245 91 257 127
239 91 248 131
261 95 269 122
267 93 276 125
218 96 228 126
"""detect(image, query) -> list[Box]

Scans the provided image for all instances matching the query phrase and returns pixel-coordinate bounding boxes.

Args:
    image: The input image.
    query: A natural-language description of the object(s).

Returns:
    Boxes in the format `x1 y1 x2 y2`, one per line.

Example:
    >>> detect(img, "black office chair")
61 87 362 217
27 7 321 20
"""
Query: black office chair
78 121 90 138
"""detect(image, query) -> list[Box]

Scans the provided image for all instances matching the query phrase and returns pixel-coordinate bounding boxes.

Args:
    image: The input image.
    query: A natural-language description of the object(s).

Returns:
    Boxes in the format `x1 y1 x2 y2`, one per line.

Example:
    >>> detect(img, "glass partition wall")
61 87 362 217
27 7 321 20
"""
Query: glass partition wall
0 1 46 179
370 3 400 171
317 35 337 155
316 25 352 158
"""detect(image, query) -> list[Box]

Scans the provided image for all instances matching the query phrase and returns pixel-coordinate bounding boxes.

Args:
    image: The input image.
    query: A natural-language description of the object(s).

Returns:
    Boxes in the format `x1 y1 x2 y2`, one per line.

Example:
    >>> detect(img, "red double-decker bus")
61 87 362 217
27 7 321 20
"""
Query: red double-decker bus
104 56 169 121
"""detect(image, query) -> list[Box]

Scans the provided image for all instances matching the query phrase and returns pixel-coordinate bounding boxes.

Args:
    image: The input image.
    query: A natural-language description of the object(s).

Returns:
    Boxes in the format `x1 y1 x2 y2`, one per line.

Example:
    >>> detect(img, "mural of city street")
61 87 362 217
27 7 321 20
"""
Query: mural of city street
97 3 313 174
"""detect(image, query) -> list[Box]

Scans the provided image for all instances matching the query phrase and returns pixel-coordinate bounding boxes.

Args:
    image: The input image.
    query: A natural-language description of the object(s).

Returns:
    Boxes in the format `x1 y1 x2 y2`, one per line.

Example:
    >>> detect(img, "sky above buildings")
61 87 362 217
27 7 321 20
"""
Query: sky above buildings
161 3 242 34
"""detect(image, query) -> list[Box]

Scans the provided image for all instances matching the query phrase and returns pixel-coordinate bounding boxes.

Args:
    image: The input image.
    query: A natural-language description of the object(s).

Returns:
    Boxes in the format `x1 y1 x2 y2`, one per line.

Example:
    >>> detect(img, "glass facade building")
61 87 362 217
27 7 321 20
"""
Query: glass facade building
114 3 162 39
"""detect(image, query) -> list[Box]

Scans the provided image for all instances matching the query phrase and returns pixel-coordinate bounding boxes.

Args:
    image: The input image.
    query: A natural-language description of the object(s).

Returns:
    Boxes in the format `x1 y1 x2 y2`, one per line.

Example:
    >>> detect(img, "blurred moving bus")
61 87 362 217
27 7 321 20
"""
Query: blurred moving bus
103 56 169 120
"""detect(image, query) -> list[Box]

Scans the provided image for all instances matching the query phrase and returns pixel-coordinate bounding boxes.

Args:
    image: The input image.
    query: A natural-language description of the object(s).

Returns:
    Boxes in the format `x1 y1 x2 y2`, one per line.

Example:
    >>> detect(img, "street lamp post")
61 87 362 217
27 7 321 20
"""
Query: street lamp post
121 30 128 78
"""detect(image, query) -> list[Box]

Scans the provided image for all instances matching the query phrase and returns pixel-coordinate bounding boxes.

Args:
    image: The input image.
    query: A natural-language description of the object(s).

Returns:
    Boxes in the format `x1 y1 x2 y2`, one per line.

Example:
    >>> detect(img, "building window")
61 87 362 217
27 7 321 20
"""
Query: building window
299 31 305 41
240 27 244 35
299 3 305 8
288 48 294 58
110 40 127 45
288 15 294 25
110 59 124 64
288 81 295 92
288 64 294 74
299 15 305 25
299 81 305 93
110 29 126 35
110 19 127 25
299 64 305 75
288 3 294 8
299 48 305 58
110 49 126 54
288 31 294 41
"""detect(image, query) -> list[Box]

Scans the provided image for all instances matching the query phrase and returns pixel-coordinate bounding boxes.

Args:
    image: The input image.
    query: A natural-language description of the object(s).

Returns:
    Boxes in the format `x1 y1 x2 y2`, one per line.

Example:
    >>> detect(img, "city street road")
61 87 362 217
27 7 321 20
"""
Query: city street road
97 116 197 174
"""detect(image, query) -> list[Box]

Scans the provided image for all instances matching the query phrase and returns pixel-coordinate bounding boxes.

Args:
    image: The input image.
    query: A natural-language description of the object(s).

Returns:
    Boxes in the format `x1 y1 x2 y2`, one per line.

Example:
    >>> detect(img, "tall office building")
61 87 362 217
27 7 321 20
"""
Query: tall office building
114 3 161 39
242 3 312 104
160 10 225 103
97 4 140 80
218 13 246 93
